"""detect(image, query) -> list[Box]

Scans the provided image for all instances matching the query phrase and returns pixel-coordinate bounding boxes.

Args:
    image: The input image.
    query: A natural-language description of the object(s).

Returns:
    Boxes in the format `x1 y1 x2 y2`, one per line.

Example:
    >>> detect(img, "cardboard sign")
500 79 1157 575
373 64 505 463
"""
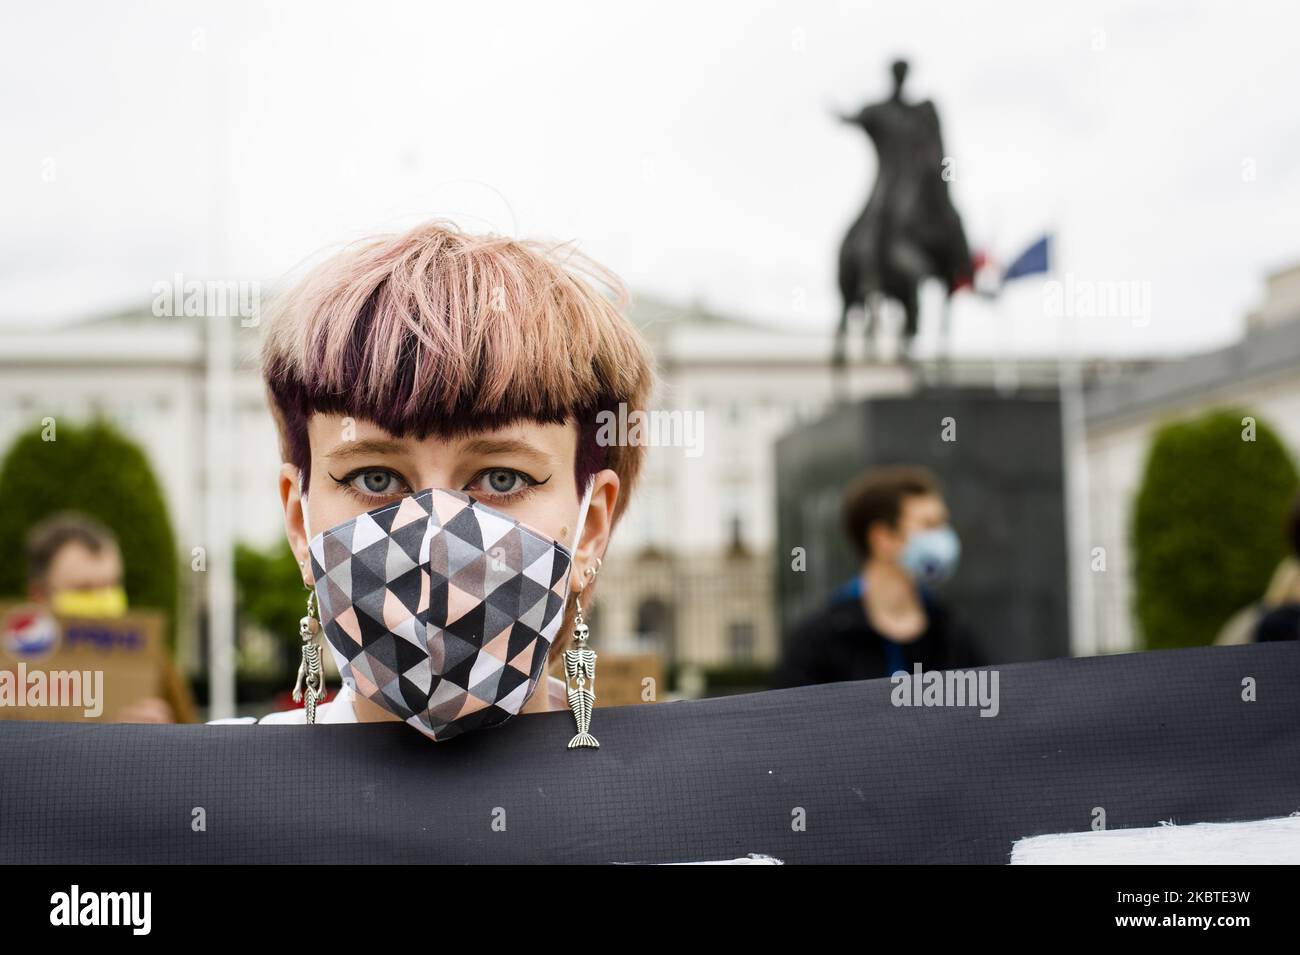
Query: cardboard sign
0 602 164 722
591 653 662 707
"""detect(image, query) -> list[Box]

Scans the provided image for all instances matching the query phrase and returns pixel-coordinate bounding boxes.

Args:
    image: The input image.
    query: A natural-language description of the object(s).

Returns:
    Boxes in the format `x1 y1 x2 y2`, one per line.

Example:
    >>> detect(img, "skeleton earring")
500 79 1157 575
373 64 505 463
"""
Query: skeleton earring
293 586 327 723
564 558 602 749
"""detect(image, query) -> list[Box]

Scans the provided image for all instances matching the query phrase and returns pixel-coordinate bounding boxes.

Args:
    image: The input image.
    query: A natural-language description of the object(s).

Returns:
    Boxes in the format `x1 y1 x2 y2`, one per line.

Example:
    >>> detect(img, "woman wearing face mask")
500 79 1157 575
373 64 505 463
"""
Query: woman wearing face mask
771 465 985 688
211 220 655 745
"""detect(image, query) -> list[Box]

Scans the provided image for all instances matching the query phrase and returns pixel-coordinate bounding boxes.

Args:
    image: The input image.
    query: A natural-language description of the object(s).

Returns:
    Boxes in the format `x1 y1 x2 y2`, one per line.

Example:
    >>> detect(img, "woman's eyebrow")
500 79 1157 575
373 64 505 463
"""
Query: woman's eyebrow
323 438 409 461
459 436 553 464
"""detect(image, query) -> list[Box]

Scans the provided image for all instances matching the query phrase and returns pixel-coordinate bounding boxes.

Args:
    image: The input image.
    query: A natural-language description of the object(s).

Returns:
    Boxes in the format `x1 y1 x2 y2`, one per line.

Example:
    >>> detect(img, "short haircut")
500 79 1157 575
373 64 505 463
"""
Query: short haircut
841 465 941 559
260 219 656 528
26 512 119 586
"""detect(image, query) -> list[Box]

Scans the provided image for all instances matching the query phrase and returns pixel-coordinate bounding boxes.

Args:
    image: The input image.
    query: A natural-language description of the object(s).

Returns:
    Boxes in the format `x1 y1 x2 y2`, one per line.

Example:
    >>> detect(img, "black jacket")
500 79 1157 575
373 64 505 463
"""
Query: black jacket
771 579 985 689
1255 604 1300 642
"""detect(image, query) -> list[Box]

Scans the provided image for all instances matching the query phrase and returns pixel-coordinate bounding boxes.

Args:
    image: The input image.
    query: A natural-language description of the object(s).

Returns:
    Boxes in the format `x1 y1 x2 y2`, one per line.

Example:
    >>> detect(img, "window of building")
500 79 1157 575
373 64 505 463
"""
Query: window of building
728 621 755 663
634 597 675 663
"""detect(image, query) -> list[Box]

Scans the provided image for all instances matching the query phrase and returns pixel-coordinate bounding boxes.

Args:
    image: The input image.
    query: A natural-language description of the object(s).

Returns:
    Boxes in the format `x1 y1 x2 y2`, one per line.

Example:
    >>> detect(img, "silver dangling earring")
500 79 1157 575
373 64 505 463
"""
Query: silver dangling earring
564 558 602 749
293 585 327 724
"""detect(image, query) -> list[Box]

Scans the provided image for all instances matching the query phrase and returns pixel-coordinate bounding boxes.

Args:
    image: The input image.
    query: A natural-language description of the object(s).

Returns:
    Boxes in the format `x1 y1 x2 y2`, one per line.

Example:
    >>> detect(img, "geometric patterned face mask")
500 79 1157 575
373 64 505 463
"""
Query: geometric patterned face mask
307 485 591 742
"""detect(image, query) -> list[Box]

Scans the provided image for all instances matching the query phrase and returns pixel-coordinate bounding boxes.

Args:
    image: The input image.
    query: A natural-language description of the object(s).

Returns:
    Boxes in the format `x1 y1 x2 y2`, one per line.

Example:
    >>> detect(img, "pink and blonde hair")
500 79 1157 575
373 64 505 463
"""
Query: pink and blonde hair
260 219 656 529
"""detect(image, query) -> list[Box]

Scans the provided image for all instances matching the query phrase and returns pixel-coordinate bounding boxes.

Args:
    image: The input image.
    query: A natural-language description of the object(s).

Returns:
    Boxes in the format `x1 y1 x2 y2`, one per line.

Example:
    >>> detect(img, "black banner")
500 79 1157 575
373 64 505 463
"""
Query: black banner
1 641 1297 864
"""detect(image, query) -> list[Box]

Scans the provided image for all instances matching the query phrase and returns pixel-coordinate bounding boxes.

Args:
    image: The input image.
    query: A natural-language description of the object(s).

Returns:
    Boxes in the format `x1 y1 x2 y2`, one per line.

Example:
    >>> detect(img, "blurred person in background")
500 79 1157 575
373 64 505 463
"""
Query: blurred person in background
1253 490 1300 642
1213 559 1299 645
1213 490 1300 645
772 465 984 688
24 512 185 722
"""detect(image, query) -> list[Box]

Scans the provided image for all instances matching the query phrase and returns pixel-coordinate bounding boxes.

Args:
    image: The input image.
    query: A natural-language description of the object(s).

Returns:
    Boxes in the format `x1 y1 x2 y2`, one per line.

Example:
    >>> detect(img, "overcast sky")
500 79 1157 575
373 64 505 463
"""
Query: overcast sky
2 0 1297 358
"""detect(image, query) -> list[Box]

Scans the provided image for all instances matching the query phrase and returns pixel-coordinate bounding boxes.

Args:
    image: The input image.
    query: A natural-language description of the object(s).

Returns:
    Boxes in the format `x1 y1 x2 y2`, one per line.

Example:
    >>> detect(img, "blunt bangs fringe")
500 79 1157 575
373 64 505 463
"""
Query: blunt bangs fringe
261 219 655 525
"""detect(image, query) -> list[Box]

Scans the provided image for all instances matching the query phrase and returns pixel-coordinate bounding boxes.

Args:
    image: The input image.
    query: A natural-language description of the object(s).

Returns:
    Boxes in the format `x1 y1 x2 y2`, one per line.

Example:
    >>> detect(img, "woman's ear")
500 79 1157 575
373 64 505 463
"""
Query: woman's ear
279 462 313 586
570 468 619 593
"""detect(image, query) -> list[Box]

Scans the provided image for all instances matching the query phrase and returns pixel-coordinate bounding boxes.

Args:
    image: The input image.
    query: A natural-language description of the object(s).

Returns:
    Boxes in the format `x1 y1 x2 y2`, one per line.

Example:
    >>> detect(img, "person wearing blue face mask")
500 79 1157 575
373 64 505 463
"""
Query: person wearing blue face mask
771 465 985 688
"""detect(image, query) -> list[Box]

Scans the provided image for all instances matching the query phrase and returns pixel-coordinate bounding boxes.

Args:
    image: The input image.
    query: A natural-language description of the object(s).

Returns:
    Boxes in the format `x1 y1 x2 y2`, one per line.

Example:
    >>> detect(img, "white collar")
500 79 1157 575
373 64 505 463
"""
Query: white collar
319 682 358 723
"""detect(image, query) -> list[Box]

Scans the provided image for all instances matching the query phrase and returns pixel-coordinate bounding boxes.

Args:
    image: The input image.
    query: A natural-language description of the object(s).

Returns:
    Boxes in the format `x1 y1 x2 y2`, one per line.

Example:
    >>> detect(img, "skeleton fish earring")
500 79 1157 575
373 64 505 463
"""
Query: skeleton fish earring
564 558 602 749
293 586 328 723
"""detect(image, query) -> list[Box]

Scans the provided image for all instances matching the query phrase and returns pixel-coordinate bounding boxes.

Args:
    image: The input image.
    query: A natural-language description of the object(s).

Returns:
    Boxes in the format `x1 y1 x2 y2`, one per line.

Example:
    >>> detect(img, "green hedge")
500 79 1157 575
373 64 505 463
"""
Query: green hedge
0 418 180 649
235 537 309 676
1132 408 1298 650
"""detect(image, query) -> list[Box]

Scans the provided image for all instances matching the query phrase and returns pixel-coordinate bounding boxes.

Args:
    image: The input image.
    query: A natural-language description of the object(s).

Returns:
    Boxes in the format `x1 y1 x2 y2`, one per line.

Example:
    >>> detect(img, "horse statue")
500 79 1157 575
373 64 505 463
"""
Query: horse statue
834 60 973 366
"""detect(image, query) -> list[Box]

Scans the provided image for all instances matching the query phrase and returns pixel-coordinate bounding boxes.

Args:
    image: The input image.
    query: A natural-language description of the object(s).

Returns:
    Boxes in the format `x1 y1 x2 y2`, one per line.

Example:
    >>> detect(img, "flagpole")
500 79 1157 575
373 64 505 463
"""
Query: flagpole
1053 227 1096 657
204 36 236 719
993 284 1019 395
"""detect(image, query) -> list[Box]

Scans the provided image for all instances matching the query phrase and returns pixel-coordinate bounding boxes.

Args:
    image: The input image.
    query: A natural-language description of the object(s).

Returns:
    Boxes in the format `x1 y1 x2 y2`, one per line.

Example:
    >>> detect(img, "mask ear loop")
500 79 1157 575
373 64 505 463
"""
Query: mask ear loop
569 478 595 555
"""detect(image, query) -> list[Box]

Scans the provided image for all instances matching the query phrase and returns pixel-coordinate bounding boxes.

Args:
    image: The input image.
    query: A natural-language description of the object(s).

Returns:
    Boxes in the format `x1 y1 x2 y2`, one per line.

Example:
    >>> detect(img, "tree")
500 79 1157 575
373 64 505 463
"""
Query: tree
234 537 307 675
1132 408 1299 650
0 418 180 649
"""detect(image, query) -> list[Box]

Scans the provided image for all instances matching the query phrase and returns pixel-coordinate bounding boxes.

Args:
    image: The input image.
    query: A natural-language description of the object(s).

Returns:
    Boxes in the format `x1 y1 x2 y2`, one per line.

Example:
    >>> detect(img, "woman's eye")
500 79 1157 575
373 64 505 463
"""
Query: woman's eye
472 468 531 496
352 469 404 496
